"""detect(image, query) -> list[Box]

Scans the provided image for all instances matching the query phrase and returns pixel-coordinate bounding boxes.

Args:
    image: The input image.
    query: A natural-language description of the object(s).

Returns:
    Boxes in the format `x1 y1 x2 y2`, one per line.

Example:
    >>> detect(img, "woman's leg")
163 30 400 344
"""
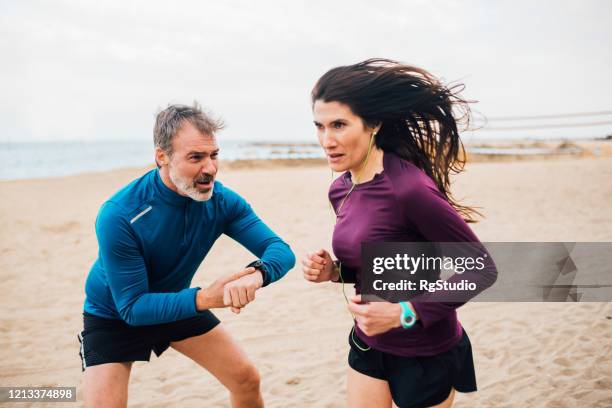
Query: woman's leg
425 387 455 408
347 366 393 408
433 387 456 408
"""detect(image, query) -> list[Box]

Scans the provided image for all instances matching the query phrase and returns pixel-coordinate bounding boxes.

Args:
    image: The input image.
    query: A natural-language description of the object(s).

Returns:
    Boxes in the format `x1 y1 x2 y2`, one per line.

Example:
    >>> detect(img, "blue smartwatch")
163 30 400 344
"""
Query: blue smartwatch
399 302 417 329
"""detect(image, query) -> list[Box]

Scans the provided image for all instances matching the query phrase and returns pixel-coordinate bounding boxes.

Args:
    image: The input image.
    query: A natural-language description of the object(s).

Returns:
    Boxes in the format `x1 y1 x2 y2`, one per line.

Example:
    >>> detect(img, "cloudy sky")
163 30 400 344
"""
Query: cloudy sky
2 0 611 142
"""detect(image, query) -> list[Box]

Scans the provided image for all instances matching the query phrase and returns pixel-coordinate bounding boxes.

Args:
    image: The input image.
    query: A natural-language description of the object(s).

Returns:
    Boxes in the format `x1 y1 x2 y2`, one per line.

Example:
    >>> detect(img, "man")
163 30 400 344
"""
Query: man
79 103 295 407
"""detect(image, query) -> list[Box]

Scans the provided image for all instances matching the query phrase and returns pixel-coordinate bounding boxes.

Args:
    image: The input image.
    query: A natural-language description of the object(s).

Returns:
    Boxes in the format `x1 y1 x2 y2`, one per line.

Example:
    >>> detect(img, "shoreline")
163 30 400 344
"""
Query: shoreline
2 138 612 183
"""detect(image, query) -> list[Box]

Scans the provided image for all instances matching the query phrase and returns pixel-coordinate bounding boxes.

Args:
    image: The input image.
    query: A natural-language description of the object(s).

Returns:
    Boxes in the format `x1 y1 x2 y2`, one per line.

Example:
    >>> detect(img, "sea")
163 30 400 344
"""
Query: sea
0 136 600 181
0 139 324 180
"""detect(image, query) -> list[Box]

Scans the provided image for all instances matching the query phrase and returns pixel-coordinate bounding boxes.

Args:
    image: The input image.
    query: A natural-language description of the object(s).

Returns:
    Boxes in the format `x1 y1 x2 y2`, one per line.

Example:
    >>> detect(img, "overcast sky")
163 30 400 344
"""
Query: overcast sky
2 0 611 143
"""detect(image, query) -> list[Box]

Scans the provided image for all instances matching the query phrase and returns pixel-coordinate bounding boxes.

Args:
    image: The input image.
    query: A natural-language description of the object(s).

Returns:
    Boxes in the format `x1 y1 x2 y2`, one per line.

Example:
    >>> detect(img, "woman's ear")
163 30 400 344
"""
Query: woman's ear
372 123 382 136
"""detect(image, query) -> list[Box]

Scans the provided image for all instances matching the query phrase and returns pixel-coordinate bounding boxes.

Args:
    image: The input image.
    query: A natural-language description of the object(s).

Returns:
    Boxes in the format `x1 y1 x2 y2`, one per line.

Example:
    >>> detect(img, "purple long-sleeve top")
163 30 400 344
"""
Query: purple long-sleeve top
329 151 497 357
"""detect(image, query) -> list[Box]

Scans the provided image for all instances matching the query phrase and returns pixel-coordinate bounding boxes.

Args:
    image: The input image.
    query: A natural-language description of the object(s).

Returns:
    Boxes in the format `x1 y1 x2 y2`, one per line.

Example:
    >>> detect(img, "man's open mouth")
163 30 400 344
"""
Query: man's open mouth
195 179 214 188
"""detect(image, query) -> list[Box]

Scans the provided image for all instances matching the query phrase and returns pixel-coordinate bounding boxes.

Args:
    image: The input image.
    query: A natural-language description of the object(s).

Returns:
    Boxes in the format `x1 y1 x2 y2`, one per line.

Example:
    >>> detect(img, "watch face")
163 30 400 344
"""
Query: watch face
404 315 415 325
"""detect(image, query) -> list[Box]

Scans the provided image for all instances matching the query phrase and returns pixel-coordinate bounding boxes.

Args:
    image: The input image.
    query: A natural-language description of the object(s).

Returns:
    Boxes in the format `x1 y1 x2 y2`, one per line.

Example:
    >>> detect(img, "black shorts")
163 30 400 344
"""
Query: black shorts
348 328 477 408
77 311 220 371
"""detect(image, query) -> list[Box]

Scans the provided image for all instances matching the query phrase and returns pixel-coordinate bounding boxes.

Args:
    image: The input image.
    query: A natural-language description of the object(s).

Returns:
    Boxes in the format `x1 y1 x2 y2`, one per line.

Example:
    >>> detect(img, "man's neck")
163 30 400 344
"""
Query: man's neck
158 167 179 194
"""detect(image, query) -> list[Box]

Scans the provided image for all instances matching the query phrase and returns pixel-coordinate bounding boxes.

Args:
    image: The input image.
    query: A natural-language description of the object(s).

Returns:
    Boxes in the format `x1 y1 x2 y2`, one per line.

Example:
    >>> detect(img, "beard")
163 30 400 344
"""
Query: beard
168 164 215 202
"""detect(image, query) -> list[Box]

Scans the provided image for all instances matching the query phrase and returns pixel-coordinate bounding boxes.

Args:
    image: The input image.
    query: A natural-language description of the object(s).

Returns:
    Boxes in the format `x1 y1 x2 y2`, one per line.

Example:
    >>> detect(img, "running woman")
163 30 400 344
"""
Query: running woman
302 59 497 408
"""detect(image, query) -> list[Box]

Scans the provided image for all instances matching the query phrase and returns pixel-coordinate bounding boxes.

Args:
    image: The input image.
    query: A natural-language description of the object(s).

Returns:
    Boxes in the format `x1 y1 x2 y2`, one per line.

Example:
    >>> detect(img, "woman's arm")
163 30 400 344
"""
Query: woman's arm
396 178 498 328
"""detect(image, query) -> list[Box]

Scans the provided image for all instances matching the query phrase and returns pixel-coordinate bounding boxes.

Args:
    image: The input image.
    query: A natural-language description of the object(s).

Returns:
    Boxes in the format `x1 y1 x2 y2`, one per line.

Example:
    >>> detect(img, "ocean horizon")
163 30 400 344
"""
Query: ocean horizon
0 139 325 180
0 136 605 181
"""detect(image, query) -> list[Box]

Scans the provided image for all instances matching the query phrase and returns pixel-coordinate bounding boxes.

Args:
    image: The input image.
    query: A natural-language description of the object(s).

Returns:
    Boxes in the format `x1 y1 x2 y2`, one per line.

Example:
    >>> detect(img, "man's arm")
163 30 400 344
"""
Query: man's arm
97 202 202 326
222 188 296 287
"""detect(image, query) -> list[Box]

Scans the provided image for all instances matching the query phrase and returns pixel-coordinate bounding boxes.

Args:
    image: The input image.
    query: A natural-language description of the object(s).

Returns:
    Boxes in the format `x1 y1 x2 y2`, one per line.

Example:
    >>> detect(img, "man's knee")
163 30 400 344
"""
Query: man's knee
230 362 261 393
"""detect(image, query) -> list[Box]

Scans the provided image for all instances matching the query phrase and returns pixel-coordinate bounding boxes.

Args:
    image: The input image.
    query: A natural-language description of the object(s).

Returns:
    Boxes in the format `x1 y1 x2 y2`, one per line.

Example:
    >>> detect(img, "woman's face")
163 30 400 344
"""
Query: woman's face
313 100 376 173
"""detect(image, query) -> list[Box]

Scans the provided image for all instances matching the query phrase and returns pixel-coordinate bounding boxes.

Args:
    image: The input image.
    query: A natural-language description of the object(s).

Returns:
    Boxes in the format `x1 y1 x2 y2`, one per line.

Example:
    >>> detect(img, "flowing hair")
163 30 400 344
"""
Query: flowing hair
311 58 481 222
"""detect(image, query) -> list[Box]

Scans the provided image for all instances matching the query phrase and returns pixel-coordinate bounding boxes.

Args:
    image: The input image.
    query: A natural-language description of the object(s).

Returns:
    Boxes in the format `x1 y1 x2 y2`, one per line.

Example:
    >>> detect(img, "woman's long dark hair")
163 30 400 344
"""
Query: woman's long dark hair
311 58 480 222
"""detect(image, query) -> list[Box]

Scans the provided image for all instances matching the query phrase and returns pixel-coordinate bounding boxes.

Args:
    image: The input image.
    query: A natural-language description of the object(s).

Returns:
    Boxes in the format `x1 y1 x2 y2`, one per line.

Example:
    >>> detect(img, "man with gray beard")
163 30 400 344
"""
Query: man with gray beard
78 103 295 408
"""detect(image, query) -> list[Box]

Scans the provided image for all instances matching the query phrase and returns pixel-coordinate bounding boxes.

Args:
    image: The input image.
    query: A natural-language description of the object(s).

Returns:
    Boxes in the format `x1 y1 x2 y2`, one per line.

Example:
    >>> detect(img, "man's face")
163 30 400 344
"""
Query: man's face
161 121 219 201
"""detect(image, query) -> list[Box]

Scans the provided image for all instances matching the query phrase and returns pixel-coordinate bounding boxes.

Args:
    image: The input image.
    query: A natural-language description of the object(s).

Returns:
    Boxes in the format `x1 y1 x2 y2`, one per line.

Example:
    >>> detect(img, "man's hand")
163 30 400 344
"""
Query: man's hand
347 295 418 337
196 267 257 311
302 249 337 283
223 267 264 314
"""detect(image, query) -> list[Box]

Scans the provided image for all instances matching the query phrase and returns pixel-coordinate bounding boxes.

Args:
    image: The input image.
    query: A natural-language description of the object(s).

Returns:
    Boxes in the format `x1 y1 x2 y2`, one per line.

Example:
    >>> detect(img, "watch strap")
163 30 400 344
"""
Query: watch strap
399 301 416 329
246 260 270 286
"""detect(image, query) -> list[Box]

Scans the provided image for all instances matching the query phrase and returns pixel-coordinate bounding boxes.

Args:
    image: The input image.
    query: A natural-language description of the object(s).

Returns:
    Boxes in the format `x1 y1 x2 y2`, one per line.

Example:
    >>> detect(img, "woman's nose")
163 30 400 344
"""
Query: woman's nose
320 130 337 148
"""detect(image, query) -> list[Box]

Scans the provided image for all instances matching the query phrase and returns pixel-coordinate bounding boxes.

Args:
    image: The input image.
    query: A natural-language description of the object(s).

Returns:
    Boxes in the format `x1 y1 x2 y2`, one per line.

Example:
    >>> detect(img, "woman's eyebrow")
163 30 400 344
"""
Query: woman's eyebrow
314 119 347 125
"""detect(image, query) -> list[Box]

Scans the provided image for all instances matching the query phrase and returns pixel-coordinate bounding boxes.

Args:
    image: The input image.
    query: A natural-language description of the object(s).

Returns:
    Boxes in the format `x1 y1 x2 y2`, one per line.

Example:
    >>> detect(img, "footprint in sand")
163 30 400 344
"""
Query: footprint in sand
552 357 572 367
158 383 176 396
482 350 495 360
558 368 577 377
594 377 612 390
285 377 301 385
41 221 80 233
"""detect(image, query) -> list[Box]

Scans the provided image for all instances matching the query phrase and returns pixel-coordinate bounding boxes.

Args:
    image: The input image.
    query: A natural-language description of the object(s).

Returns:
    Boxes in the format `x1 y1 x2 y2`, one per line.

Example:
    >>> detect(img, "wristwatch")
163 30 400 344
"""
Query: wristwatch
246 260 269 286
399 301 417 329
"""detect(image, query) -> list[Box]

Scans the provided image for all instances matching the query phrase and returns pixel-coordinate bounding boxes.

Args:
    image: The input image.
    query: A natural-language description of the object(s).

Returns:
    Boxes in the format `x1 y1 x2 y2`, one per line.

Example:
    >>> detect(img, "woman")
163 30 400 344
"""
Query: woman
302 59 497 408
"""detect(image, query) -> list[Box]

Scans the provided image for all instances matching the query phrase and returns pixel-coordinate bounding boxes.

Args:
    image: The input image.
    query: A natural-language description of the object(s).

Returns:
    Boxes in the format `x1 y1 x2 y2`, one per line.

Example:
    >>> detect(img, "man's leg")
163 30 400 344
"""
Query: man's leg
82 362 132 408
170 323 263 408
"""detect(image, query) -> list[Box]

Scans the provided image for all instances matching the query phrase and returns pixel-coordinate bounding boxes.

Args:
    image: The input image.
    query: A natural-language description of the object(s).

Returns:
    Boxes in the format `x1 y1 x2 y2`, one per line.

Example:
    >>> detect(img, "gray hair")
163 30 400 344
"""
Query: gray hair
154 102 225 155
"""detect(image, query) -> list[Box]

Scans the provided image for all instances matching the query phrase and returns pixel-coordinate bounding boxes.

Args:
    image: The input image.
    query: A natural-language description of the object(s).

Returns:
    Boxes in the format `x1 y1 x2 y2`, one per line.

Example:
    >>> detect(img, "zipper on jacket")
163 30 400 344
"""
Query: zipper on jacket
183 201 189 245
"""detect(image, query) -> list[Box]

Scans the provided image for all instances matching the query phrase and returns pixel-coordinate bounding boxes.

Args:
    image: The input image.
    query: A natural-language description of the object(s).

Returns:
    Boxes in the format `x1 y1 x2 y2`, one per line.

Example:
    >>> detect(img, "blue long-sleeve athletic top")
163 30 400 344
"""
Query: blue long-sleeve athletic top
83 169 296 326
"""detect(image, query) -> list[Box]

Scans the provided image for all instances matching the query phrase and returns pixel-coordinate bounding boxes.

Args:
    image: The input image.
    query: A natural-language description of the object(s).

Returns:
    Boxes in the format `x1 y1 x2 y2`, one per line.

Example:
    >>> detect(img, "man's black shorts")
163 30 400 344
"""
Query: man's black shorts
77 311 220 371
348 327 477 408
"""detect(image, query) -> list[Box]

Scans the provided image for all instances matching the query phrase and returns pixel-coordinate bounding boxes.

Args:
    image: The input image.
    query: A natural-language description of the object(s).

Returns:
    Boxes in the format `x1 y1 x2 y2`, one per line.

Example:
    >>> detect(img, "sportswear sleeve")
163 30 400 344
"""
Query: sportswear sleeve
332 262 357 284
222 188 296 286
96 202 201 326
398 180 498 329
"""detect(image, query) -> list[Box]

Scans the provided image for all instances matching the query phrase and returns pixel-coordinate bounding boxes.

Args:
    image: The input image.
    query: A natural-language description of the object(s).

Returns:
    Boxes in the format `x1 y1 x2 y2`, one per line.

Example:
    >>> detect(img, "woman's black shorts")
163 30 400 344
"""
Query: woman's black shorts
348 328 477 408
77 311 220 371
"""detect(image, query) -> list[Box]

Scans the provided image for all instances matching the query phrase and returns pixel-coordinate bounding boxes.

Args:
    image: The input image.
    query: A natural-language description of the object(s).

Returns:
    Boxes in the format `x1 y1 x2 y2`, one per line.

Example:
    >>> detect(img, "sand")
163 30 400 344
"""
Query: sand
1 154 611 407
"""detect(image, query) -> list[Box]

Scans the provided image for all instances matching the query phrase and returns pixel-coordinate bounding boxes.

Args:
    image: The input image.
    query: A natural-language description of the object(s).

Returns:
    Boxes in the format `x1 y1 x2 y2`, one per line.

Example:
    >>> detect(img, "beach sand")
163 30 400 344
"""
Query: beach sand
1 153 611 407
